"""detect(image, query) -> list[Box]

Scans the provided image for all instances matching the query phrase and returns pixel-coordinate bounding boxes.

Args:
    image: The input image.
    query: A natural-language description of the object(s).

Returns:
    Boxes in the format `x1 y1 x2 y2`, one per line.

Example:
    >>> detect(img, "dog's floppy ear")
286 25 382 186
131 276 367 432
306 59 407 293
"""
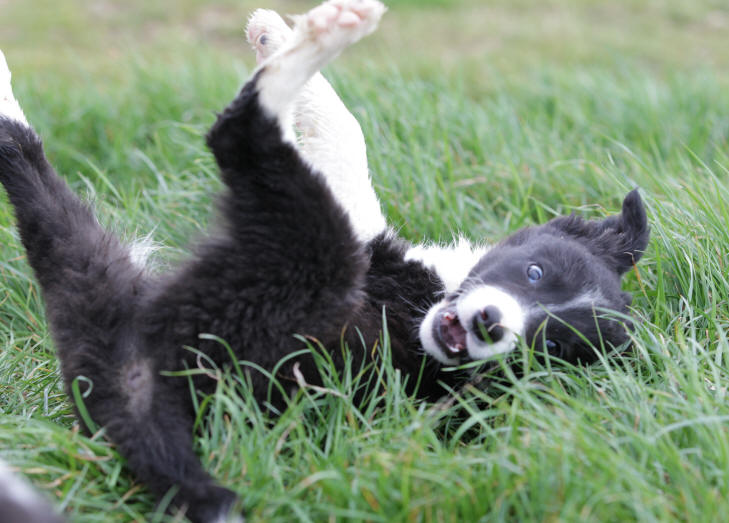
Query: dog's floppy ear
548 189 650 274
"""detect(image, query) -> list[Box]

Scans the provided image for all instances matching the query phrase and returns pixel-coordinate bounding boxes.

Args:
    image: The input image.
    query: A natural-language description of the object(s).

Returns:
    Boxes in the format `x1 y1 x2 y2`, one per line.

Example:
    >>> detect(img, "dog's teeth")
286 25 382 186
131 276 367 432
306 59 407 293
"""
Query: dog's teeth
448 343 465 354
444 311 455 321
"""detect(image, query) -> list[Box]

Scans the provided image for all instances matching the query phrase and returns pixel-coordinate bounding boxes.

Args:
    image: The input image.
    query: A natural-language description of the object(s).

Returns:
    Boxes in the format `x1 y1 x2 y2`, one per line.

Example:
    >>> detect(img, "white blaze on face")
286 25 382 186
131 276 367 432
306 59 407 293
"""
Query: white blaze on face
528 288 605 317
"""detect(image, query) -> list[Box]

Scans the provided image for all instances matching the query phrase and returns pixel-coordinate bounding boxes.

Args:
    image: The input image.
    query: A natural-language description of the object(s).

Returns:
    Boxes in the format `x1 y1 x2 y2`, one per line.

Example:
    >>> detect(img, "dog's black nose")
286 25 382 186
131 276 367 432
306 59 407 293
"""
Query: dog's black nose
472 305 504 343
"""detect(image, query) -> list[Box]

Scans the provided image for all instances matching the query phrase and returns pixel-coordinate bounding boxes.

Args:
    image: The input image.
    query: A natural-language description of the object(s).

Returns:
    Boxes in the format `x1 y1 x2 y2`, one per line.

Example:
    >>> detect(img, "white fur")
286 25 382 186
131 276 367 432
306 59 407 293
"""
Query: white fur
246 4 387 242
0 459 60 521
405 238 488 293
418 299 459 365
456 285 525 360
0 49 29 126
0 461 39 509
529 288 605 316
295 73 386 242
419 285 608 363
253 0 384 140
246 9 291 64
419 285 526 364
128 235 160 269
211 512 244 523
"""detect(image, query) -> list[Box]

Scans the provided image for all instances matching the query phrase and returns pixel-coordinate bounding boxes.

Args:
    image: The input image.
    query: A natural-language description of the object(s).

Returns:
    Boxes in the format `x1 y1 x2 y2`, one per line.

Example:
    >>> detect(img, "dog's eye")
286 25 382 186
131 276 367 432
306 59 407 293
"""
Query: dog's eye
545 339 560 353
526 264 543 282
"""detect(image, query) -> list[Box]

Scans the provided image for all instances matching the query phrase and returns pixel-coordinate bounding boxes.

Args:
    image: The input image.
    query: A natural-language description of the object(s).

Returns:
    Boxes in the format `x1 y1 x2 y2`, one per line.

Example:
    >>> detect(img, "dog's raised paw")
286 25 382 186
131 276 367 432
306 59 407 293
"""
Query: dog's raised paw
246 9 292 65
294 0 386 50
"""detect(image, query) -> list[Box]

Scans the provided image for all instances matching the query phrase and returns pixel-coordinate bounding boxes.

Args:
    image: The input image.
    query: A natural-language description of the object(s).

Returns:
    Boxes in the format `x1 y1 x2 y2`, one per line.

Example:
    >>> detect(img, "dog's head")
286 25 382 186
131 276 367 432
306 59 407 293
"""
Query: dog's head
420 190 650 364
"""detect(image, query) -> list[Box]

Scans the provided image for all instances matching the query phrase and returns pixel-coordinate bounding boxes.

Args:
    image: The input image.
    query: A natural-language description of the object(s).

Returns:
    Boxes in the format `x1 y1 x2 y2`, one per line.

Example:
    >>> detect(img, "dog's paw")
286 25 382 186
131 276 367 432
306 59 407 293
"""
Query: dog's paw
246 9 292 65
0 49 28 125
293 0 386 51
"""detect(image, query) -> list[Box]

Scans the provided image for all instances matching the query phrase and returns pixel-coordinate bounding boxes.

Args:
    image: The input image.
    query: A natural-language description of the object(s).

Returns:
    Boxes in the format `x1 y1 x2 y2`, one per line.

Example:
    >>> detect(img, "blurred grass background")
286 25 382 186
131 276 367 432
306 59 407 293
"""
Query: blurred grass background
4 0 729 79
2 1 729 522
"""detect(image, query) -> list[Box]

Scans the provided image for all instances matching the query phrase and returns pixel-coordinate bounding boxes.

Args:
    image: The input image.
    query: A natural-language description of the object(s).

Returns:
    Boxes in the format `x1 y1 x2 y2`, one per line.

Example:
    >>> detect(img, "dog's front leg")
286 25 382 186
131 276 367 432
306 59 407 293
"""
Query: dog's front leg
175 1 387 360
243 6 387 243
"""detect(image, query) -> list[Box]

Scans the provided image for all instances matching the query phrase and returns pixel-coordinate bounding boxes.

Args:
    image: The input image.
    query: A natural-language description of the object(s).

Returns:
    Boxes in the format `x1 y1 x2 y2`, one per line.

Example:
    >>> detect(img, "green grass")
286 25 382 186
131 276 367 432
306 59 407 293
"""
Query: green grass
2 0 729 521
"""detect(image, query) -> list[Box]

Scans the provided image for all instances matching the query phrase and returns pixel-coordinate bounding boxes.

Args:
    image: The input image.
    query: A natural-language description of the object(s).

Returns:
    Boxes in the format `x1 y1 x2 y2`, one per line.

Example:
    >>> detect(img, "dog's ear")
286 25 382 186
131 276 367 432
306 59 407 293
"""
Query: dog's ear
548 189 650 274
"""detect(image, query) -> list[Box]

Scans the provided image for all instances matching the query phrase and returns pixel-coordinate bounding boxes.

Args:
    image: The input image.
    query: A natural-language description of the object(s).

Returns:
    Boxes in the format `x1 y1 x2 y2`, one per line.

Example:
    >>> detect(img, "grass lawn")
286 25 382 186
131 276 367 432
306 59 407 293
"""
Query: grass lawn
2 0 729 521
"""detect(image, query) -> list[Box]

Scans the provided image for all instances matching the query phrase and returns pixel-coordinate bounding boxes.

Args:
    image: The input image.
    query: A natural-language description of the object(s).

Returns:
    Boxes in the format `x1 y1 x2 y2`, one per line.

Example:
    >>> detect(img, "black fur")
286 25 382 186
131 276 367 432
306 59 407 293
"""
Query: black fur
0 70 648 520
0 74 456 520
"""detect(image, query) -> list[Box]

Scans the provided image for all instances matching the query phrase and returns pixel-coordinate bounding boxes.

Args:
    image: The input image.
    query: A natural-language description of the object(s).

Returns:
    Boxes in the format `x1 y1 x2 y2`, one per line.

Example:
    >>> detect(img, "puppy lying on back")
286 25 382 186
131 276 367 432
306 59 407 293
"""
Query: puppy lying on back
0 1 648 521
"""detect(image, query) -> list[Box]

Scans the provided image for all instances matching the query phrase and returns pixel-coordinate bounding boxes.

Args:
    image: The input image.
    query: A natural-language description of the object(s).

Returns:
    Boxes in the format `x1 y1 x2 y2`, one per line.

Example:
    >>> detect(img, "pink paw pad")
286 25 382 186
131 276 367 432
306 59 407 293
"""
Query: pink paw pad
304 0 385 37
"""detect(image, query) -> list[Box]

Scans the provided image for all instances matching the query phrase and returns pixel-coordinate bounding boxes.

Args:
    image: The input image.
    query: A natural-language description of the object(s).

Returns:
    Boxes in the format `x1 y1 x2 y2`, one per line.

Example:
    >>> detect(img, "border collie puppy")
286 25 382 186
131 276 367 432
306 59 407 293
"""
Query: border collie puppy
0 1 649 521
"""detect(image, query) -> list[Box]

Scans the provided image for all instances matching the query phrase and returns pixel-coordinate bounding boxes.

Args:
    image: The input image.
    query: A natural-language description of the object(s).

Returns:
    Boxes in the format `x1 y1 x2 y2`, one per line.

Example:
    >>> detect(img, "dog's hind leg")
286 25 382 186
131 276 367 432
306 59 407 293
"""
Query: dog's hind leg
0 51 236 523
245 6 387 242
0 50 140 359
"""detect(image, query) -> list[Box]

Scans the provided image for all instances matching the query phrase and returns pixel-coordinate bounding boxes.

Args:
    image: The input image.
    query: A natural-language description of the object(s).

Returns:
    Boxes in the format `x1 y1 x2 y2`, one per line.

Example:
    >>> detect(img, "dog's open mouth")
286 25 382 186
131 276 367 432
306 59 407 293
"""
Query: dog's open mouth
436 309 468 356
